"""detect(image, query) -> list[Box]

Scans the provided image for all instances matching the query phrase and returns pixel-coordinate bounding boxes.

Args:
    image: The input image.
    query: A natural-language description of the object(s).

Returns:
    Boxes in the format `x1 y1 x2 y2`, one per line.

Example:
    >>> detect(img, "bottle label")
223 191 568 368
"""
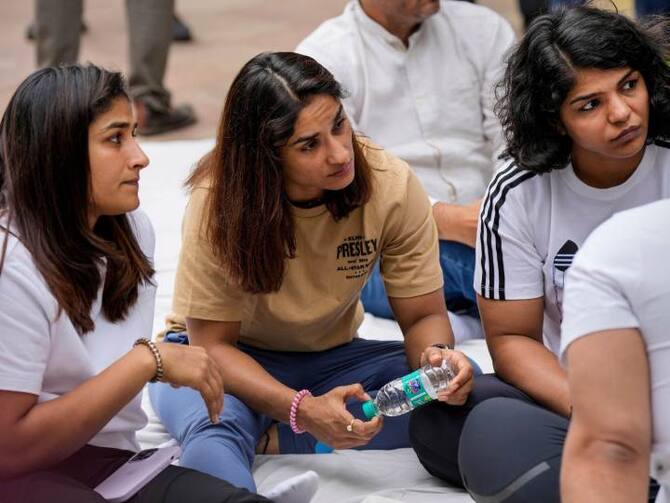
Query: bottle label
401 370 433 407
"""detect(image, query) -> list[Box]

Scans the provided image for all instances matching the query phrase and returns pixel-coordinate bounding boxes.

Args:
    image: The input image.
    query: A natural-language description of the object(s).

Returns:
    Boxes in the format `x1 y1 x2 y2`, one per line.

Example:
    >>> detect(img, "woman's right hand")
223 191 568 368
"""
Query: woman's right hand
155 343 225 424
297 384 383 449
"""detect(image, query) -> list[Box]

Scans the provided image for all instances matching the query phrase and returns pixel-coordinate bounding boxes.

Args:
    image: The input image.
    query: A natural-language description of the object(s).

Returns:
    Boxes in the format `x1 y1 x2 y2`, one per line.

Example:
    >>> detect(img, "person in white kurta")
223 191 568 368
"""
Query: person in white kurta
561 198 670 503
297 0 515 319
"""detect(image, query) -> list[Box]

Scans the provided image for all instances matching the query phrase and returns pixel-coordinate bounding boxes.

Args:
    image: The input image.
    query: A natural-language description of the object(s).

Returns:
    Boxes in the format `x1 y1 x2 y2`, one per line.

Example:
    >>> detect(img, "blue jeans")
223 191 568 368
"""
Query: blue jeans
361 240 477 319
150 338 418 492
636 0 668 15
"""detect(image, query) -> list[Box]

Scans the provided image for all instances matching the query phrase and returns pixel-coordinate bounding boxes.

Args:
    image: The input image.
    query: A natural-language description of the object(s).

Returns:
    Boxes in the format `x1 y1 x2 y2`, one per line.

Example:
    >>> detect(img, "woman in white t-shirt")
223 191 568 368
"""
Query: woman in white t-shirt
409 6 670 501
0 65 268 502
561 199 670 503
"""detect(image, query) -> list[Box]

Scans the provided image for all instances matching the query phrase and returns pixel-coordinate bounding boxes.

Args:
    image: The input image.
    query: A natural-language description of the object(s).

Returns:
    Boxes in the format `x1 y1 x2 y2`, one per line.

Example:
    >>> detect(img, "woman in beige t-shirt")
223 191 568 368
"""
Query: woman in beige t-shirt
149 51 475 494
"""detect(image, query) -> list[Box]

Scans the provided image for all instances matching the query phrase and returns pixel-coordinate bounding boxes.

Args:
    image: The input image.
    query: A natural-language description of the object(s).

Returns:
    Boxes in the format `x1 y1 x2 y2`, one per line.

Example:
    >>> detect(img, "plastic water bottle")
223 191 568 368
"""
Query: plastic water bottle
362 360 455 419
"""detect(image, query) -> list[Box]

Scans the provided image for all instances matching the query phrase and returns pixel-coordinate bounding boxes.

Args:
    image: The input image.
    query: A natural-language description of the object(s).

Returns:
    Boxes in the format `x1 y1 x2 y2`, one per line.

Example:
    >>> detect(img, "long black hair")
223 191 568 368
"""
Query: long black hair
0 64 154 334
496 6 670 173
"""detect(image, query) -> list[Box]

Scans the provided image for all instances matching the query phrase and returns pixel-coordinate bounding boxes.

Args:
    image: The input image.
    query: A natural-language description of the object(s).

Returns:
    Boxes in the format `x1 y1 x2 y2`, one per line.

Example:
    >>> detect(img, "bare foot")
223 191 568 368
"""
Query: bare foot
256 423 280 455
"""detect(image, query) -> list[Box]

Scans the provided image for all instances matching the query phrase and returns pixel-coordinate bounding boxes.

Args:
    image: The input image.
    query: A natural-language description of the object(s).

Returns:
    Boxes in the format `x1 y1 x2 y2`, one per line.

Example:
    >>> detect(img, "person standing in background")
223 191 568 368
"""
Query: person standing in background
34 0 197 136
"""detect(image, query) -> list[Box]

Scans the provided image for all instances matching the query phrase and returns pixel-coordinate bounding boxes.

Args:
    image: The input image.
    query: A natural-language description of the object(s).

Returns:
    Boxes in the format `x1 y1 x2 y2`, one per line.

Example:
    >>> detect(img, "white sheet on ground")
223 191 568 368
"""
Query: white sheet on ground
137 140 486 502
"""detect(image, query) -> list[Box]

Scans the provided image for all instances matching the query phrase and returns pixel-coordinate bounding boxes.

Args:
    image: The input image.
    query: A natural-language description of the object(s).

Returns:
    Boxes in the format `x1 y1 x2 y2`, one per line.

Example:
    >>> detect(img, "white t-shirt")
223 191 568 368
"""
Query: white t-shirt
475 141 670 354
296 0 515 205
559 199 670 502
0 210 156 452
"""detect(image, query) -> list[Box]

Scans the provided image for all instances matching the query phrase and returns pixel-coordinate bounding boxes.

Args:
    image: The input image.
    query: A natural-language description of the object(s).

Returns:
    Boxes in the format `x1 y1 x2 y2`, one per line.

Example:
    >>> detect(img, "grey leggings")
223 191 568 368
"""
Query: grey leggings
410 374 658 502
459 396 566 502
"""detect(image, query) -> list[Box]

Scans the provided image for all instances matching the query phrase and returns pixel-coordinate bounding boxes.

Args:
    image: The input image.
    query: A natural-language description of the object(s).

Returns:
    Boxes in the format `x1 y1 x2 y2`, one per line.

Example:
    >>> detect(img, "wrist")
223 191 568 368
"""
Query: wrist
289 389 312 434
296 394 317 428
131 344 158 381
133 338 164 383
433 202 457 240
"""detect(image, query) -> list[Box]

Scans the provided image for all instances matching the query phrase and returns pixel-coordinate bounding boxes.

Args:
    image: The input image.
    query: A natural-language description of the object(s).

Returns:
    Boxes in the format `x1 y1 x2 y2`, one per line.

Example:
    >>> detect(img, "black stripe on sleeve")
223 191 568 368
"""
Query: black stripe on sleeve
479 160 517 298
479 163 537 300
491 171 537 299
654 139 670 149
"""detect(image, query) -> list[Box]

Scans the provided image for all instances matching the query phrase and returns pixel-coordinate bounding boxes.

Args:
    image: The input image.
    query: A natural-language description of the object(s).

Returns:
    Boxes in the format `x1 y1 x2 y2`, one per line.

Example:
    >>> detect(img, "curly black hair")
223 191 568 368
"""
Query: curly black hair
496 6 670 173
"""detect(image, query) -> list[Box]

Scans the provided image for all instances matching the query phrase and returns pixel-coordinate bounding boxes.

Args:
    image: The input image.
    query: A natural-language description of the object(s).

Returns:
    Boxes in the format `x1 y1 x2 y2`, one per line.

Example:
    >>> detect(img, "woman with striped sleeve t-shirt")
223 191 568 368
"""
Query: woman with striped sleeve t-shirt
408 6 670 502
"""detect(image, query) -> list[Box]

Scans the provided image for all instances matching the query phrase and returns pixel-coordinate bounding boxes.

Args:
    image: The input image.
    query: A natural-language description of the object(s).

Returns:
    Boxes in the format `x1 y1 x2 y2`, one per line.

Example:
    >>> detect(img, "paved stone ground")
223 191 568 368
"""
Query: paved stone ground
0 0 632 141
0 0 524 140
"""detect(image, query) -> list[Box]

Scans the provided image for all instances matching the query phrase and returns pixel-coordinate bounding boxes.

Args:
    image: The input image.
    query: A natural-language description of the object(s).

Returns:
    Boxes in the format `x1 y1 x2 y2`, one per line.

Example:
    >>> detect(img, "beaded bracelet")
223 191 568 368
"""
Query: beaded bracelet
289 389 312 434
134 337 164 383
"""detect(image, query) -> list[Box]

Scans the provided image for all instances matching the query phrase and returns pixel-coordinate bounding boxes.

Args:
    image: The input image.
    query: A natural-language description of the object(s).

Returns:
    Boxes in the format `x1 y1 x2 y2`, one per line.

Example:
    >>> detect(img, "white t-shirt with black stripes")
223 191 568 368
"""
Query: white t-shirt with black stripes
475 141 670 354
0 210 156 451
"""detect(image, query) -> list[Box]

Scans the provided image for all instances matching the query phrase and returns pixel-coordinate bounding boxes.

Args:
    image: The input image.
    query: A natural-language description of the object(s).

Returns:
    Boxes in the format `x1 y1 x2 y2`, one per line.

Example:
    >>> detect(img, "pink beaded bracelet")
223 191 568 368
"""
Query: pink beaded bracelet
289 389 312 434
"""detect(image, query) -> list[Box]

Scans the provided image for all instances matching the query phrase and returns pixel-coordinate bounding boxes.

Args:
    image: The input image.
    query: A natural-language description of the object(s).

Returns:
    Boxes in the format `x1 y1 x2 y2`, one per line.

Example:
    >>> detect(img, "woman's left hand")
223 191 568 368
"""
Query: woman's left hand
420 346 473 406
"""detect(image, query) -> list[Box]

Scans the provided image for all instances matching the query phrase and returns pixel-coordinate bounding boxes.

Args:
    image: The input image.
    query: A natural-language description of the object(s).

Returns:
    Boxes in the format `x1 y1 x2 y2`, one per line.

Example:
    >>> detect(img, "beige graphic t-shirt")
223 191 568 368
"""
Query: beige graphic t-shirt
166 141 442 351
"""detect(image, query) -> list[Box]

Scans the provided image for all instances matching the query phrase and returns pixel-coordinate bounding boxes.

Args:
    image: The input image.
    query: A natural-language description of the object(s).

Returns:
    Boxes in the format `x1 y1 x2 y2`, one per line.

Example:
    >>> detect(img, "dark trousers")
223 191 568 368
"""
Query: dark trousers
410 374 658 502
410 374 568 501
410 375 534 489
0 444 268 503
35 0 174 111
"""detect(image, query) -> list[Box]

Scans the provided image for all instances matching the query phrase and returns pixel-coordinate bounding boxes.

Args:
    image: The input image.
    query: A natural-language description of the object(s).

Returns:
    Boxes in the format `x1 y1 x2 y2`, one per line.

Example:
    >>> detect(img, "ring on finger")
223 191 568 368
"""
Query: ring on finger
346 419 355 433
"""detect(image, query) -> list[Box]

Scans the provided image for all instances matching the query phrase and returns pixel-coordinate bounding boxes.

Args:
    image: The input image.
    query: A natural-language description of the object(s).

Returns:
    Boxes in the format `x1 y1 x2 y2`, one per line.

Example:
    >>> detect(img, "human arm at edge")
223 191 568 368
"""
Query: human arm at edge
561 328 651 502
0 346 157 479
479 294 571 416
433 199 481 247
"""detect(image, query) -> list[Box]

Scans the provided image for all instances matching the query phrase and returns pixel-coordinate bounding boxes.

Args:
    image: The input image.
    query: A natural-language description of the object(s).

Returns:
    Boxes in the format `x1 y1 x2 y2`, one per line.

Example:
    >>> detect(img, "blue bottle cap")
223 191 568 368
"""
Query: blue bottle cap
315 442 334 454
362 400 379 420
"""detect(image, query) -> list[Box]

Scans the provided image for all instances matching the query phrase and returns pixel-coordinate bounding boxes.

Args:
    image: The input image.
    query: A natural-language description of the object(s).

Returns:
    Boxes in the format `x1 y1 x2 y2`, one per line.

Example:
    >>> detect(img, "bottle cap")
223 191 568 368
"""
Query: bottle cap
362 400 379 420
315 442 334 454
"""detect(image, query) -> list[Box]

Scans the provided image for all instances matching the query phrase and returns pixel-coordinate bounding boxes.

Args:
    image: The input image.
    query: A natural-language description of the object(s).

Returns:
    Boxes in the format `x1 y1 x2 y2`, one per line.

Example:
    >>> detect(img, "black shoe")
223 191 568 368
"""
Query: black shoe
172 14 193 42
136 102 197 136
